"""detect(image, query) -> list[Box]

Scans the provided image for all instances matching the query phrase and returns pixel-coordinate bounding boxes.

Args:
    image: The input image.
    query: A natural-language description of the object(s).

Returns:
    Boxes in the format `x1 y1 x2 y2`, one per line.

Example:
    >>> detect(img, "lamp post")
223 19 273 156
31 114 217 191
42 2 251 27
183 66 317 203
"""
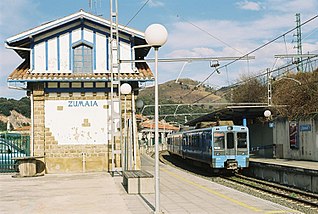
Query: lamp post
145 23 168 214
136 99 144 154
120 83 132 171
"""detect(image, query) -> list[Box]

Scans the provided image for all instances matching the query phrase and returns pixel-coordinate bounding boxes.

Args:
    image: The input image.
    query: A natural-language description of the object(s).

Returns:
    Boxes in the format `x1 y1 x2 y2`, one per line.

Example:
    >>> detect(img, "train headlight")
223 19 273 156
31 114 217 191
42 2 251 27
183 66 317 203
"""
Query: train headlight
227 126 233 131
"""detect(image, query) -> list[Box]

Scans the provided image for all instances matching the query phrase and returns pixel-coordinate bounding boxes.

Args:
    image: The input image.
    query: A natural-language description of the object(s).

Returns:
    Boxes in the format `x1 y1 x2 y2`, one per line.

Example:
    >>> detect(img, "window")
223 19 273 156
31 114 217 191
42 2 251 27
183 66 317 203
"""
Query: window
73 44 93 73
237 132 247 148
213 132 225 150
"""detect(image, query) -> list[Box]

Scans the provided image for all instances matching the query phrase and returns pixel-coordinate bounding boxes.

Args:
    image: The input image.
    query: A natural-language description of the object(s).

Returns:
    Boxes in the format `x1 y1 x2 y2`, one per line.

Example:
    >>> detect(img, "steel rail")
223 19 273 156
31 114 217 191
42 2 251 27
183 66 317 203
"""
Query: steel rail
223 174 318 209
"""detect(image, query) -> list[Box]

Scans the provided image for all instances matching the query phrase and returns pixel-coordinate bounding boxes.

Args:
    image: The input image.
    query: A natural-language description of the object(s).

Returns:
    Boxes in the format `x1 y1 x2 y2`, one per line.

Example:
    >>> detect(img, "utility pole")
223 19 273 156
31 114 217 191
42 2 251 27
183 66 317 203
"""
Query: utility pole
88 0 102 15
109 0 122 176
267 68 272 106
294 13 303 71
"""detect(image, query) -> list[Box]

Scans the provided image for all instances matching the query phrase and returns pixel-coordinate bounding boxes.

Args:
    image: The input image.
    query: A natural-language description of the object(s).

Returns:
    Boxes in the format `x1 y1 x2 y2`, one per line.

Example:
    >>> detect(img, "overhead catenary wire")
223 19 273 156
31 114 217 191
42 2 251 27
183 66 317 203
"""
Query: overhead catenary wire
156 5 245 55
219 55 318 94
199 56 318 104
176 15 244 55
196 14 318 88
123 0 150 29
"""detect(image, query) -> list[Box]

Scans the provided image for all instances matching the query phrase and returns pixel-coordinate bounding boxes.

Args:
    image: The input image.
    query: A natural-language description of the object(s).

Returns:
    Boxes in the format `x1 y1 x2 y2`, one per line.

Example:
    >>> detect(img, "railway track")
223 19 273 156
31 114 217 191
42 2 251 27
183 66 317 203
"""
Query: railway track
221 174 318 210
159 151 318 213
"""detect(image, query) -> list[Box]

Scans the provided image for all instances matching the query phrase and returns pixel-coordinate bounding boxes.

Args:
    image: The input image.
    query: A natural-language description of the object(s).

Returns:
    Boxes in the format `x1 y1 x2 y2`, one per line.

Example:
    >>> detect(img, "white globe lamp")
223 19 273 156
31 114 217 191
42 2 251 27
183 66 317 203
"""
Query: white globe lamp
120 83 132 95
264 110 272 118
136 99 144 109
145 24 168 47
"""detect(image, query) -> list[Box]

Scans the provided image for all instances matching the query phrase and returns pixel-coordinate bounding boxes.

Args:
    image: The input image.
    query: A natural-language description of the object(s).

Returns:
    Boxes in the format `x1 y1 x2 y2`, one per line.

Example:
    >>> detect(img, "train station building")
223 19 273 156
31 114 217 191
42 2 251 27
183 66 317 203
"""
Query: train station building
6 10 153 173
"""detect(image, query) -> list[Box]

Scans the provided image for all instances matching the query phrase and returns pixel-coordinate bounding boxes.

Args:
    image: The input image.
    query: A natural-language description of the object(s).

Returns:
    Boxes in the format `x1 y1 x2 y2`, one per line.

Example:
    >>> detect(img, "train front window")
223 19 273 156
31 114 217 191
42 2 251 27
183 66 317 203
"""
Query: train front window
213 132 225 150
227 132 234 149
237 132 247 148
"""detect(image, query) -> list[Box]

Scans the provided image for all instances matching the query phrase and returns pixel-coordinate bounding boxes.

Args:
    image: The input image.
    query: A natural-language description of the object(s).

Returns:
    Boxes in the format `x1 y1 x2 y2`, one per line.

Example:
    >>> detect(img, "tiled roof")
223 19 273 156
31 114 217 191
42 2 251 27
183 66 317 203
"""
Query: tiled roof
8 61 154 82
141 120 180 131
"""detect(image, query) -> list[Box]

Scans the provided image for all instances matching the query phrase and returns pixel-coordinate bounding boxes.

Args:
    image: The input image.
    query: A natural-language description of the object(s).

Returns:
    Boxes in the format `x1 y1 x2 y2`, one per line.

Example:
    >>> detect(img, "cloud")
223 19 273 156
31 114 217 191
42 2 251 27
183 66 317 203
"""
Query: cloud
237 1 262 11
267 0 318 13
0 0 42 99
158 1 318 87
166 15 295 53
167 48 217 58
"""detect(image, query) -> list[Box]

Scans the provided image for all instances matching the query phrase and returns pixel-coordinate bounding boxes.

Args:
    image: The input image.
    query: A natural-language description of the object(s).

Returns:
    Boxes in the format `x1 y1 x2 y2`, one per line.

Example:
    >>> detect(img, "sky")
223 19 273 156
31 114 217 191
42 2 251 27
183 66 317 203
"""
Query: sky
1 0 318 99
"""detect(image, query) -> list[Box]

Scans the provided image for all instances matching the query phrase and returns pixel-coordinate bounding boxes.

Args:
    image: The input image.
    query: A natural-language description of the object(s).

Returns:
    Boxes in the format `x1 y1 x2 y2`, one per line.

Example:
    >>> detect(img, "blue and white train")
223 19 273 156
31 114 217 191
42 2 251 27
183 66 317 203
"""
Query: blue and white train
167 125 249 170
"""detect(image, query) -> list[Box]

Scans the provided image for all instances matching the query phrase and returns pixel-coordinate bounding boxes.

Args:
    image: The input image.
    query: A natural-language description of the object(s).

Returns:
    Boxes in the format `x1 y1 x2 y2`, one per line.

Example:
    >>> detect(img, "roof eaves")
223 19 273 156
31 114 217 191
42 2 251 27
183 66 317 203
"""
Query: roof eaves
6 10 144 44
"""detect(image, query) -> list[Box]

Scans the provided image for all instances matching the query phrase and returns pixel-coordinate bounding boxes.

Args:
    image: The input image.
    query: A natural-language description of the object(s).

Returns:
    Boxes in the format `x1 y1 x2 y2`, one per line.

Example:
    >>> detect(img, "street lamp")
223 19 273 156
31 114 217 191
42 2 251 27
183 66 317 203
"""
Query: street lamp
264 109 272 120
136 99 144 111
145 23 168 214
120 83 132 171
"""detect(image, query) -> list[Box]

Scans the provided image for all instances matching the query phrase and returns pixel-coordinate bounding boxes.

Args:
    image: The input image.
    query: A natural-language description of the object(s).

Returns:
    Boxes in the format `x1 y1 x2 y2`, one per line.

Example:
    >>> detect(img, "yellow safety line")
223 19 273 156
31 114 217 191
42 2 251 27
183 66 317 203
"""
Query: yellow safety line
161 167 262 212
264 211 291 214
161 167 300 214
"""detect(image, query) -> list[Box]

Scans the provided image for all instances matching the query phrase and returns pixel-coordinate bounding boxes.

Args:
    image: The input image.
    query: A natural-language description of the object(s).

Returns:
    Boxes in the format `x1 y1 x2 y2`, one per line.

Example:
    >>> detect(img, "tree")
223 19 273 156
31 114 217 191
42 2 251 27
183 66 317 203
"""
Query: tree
0 97 31 118
272 71 318 119
231 77 267 103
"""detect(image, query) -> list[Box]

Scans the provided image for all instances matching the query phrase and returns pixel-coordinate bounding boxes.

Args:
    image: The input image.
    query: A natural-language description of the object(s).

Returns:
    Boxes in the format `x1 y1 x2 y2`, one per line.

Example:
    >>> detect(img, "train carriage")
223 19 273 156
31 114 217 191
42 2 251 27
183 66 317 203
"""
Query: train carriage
167 125 249 170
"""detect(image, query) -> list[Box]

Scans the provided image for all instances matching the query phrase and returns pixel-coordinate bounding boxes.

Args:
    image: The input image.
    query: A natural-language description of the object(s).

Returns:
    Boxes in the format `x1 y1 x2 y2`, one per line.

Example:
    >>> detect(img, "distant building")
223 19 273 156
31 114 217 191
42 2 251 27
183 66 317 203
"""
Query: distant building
6 10 153 173
139 119 179 147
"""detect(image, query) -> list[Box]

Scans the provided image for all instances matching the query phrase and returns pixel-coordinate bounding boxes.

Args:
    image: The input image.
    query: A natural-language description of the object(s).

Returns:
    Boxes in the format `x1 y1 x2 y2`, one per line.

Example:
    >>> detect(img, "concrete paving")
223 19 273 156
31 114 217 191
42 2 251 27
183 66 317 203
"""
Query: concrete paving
140 155 301 214
0 172 151 214
250 157 318 170
0 155 301 214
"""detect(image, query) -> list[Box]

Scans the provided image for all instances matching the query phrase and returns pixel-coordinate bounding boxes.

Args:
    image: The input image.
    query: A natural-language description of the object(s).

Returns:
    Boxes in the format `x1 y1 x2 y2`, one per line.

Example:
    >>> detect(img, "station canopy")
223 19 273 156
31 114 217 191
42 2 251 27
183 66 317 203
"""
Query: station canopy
185 106 270 126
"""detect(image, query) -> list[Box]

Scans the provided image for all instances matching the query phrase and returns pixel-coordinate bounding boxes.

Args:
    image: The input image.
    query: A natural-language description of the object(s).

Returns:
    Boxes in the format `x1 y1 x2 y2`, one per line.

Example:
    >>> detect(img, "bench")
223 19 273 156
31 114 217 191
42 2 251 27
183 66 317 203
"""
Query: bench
123 170 154 194
12 156 44 177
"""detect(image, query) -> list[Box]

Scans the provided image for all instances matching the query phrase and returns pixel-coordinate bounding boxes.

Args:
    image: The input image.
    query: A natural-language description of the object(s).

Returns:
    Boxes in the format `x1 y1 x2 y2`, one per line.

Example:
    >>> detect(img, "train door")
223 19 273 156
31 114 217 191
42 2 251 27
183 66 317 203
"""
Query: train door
225 132 238 169
182 133 187 159
236 132 249 167
203 131 212 163
226 132 235 156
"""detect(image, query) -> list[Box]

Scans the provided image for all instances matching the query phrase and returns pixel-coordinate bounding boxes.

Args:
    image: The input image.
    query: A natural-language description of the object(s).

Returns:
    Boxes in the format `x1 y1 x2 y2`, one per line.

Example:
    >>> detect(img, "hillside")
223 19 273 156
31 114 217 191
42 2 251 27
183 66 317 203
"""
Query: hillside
138 78 226 123
139 78 224 105
0 97 31 131
0 110 31 131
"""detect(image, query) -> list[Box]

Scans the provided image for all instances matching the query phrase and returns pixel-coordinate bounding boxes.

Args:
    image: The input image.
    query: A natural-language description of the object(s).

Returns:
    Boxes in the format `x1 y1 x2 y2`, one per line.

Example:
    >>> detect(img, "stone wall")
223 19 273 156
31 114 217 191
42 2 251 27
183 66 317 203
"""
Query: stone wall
30 83 140 173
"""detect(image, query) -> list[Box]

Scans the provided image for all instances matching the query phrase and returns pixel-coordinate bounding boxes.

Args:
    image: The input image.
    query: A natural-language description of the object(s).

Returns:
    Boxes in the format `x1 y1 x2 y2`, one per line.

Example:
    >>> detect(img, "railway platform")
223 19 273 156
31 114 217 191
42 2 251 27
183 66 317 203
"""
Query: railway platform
138 154 299 214
0 155 300 214
248 157 318 193
250 157 318 171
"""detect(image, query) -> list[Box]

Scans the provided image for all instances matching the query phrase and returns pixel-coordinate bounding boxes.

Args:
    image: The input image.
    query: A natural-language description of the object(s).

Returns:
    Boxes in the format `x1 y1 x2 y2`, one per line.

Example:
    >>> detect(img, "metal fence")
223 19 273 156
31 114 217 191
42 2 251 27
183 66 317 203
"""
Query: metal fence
0 132 30 173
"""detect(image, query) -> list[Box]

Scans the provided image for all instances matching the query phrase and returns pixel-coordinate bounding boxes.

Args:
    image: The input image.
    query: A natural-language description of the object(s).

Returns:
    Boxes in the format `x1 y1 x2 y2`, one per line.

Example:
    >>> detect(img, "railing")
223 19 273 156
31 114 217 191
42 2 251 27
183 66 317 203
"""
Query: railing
0 132 30 173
